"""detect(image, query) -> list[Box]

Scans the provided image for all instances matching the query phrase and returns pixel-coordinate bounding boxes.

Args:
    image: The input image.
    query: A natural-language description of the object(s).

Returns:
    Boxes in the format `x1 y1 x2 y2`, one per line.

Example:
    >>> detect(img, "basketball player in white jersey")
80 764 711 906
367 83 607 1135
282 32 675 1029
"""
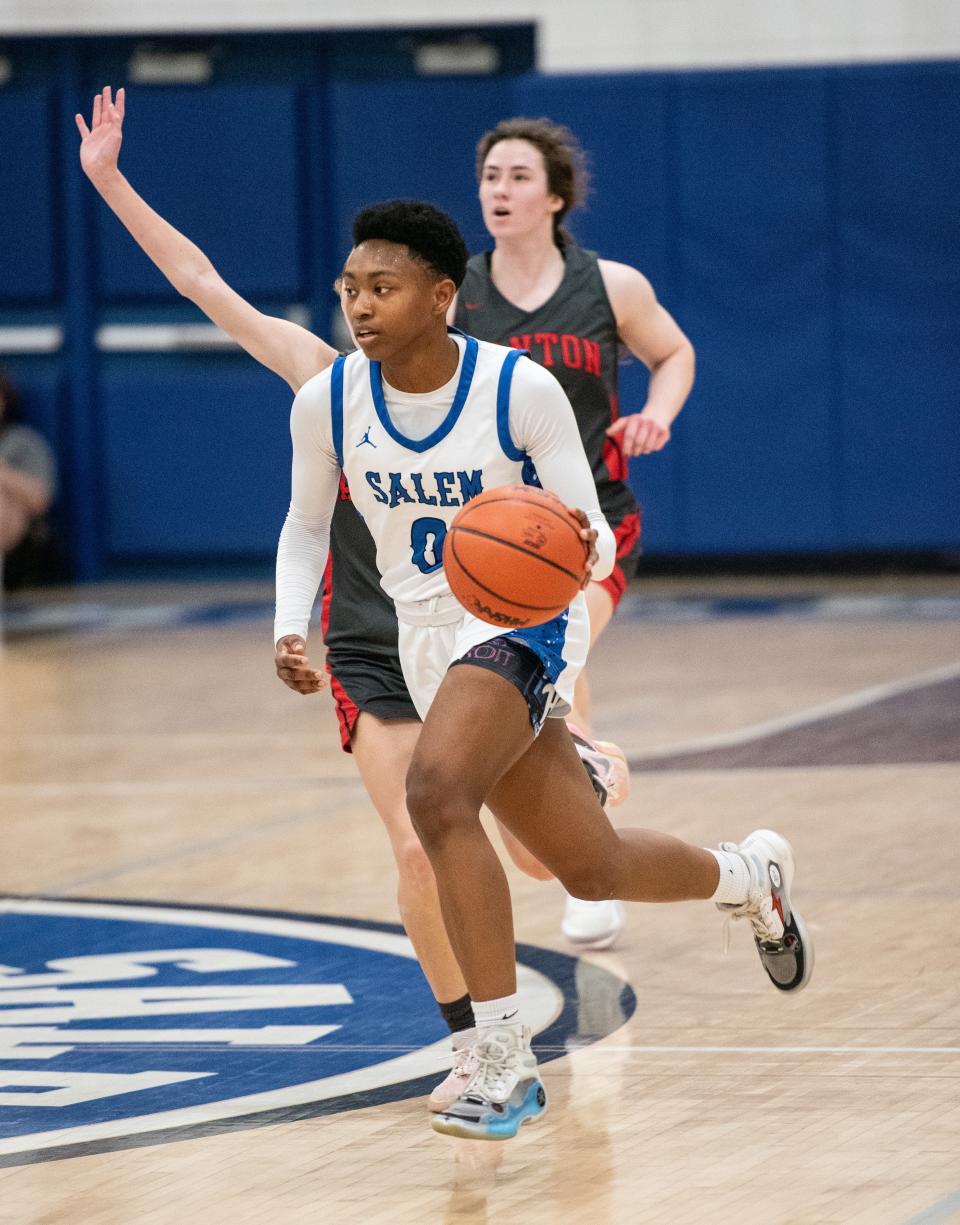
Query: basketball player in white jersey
275 199 813 1141
75 86 630 1113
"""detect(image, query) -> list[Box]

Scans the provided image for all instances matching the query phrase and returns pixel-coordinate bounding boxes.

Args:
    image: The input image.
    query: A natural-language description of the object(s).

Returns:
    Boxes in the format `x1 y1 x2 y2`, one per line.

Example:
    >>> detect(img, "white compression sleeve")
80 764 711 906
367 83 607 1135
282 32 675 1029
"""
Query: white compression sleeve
507 359 617 581
273 370 342 644
274 507 332 644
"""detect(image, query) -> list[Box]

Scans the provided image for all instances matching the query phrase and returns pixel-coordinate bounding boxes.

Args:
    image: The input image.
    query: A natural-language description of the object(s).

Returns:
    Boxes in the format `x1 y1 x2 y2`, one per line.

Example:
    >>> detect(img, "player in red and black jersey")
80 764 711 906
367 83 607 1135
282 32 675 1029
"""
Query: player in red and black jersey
455 246 641 608
453 117 695 949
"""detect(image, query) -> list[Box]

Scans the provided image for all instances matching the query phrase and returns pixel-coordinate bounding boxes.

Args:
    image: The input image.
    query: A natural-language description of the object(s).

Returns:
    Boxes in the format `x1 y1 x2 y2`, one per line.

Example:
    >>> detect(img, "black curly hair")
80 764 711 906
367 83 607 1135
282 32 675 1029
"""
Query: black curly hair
352 199 469 288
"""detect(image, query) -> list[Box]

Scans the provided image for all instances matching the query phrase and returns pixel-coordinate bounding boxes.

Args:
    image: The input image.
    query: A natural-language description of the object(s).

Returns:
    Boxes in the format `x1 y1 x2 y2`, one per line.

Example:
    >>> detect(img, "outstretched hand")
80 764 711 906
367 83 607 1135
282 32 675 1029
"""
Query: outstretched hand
75 85 125 184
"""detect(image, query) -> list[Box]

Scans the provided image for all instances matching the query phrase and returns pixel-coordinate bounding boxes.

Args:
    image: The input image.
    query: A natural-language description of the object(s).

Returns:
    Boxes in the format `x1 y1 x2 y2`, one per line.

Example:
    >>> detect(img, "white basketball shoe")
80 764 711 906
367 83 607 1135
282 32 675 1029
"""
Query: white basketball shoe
716 829 814 992
431 1026 546 1140
561 897 626 951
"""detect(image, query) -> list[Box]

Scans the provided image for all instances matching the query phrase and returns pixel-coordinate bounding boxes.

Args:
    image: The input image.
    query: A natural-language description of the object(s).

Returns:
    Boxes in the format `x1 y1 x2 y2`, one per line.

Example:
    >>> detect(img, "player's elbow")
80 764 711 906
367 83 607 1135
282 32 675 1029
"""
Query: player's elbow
592 535 617 583
679 335 696 384
659 334 695 385
172 259 219 304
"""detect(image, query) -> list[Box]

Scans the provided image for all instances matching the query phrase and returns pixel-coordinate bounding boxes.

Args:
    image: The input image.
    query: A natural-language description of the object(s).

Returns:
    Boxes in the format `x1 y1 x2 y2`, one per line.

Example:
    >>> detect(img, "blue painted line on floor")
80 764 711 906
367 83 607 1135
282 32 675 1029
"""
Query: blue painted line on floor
900 1190 960 1225
617 594 960 623
3 601 274 636
5 594 960 638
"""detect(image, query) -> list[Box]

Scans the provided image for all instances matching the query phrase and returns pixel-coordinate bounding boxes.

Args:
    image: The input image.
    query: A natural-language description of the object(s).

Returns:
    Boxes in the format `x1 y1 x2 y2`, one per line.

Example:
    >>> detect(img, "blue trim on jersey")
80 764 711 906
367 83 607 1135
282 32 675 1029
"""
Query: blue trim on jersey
368 334 479 454
496 349 542 488
330 356 346 470
495 348 527 461
521 456 543 488
505 608 570 688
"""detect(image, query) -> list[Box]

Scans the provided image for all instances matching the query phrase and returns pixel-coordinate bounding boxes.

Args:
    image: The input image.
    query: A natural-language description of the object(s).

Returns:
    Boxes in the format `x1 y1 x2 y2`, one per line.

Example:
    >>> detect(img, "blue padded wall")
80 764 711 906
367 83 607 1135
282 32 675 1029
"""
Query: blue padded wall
99 358 292 556
327 77 523 261
94 86 304 302
669 70 836 553
0 88 58 302
834 64 960 547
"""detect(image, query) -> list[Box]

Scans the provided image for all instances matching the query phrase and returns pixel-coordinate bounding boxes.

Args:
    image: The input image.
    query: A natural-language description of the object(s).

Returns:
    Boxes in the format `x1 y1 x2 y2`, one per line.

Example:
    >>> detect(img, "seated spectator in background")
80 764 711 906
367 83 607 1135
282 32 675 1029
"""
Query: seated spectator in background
0 369 58 589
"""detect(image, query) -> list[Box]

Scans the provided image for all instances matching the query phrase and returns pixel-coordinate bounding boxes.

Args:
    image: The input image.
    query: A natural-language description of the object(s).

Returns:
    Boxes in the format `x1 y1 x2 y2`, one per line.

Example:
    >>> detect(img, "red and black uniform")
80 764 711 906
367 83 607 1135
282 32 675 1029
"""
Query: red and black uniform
454 245 641 606
322 478 418 751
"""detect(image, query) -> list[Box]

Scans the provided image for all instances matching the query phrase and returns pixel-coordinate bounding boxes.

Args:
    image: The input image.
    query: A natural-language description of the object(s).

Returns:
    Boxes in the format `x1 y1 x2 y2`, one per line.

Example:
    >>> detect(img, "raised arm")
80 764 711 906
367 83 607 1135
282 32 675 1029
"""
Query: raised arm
599 259 695 457
76 86 337 394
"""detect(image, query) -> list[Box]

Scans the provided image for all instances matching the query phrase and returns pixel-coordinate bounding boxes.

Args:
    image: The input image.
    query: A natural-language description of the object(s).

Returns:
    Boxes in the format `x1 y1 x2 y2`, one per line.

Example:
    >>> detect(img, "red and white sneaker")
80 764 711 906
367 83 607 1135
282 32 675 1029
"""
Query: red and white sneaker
428 1028 478 1113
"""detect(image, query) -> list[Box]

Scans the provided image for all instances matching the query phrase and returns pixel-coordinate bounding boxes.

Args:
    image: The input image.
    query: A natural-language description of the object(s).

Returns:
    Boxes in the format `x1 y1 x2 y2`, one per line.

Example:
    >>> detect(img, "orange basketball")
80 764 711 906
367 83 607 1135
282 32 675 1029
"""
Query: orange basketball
444 485 589 628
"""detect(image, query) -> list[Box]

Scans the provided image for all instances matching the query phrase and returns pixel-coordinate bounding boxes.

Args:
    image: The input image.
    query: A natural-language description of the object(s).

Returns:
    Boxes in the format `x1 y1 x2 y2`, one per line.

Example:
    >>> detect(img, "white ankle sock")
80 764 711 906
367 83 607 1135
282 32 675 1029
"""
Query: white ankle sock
473 994 522 1030
708 848 752 905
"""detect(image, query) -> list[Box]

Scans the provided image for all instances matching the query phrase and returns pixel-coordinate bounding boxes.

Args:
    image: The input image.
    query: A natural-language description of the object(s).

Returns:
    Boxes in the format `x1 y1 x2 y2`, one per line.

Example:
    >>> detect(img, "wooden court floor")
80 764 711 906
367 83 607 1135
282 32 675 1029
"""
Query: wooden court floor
1 576 959 1225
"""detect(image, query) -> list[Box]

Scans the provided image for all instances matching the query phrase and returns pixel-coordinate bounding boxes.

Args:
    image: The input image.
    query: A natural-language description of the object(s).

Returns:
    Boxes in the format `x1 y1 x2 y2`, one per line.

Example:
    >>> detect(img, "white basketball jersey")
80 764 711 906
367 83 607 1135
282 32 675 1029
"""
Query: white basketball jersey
331 333 534 608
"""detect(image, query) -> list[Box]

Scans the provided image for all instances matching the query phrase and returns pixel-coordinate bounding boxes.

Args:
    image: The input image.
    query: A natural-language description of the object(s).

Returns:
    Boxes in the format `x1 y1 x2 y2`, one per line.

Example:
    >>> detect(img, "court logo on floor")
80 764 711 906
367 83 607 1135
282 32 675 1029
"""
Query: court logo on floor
0 898 634 1165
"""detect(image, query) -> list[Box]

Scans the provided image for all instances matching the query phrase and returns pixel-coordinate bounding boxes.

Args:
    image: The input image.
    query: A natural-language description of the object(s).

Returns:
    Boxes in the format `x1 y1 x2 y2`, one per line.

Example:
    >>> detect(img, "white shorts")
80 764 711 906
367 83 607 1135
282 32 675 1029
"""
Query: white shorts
395 591 591 724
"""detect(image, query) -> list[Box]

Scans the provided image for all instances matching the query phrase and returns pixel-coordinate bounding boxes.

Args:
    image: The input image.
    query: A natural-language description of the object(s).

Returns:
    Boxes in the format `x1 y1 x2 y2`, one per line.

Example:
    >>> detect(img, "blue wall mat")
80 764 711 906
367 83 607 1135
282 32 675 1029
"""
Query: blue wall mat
0 88 57 302
99 359 292 555
835 63 960 546
327 77 522 260
669 71 836 552
93 86 304 302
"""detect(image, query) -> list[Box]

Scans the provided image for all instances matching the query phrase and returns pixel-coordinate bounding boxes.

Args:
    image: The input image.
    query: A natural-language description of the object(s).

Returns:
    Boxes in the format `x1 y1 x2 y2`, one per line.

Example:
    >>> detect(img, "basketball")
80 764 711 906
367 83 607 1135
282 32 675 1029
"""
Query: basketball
443 485 589 628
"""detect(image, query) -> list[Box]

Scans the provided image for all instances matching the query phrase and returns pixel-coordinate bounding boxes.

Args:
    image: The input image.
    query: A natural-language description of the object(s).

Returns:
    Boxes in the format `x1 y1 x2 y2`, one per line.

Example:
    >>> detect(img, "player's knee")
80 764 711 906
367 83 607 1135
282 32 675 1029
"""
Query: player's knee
394 835 436 894
405 763 469 849
560 860 619 902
